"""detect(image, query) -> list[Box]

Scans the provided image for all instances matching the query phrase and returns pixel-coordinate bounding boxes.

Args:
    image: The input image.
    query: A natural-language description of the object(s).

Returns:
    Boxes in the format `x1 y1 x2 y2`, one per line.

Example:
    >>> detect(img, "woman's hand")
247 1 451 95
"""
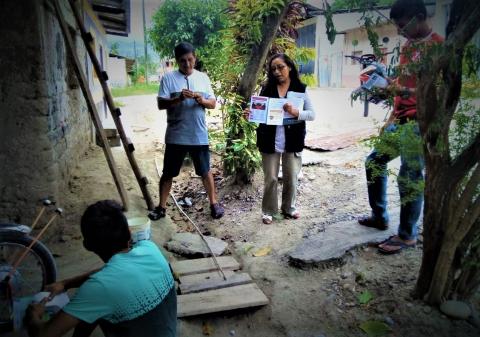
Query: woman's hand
242 107 251 120
283 103 299 118
45 281 66 299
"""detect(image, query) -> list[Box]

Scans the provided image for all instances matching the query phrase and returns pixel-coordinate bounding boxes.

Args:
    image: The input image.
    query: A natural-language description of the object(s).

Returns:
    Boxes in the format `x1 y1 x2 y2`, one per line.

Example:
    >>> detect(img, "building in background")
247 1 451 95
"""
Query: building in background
0 0 130 223
301 1 451 88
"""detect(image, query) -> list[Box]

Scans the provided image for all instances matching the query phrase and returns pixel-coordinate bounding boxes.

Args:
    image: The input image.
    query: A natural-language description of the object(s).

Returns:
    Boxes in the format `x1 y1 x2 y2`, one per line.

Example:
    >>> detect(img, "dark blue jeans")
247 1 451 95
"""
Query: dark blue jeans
365 123 424 240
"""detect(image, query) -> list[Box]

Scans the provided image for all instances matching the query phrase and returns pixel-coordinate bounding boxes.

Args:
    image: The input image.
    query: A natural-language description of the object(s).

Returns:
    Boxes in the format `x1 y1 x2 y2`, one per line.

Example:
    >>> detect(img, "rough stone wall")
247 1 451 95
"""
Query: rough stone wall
0 0 91 224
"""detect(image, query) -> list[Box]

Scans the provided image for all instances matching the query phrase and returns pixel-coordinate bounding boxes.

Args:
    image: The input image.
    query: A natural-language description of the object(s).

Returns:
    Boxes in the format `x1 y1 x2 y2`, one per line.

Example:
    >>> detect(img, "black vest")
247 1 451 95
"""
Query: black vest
256 82 307 153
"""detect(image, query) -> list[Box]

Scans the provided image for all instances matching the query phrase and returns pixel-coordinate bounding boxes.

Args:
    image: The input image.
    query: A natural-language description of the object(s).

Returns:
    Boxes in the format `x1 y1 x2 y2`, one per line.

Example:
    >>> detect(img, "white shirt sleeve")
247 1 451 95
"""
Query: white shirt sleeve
158 74 171 99
298 88 315 121
204 74 215 100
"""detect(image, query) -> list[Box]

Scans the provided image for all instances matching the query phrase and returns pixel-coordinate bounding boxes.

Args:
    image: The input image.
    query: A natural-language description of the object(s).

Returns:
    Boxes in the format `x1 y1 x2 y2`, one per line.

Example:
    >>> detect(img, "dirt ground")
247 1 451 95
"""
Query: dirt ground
37 94 480 337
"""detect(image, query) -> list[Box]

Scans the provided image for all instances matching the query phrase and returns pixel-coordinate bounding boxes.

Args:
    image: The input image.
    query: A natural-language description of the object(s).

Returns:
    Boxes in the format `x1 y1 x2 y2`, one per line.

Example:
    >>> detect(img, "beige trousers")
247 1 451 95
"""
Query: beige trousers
261 152 302 216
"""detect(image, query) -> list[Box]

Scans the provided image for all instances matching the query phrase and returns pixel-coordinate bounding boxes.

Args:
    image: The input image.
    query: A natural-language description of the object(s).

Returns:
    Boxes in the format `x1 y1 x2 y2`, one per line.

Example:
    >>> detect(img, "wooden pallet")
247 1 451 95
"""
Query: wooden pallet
171 256 269 318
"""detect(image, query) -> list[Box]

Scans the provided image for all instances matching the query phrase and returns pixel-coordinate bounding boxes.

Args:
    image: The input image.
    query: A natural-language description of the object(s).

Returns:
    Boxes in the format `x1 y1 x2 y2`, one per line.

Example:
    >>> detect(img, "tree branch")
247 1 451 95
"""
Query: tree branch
433 0 480 73
454 164 480 221
236 2 290 100
449 131 480 185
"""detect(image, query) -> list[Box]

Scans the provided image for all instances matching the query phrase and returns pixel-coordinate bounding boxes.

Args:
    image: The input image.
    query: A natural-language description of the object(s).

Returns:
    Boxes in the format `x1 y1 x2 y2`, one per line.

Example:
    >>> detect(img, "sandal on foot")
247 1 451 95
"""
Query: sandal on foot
210 203 225 219
378 237 416 255
358 216 388 230
282 210 300 219
262 214 273 224
148 206 166 221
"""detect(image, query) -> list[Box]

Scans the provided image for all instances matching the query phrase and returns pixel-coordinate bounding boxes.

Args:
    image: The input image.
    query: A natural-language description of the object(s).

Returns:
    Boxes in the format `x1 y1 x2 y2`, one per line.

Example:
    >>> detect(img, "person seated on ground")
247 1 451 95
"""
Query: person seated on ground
149 42 224 221
25 200 177 337
357 0 443 254
244 53 315 224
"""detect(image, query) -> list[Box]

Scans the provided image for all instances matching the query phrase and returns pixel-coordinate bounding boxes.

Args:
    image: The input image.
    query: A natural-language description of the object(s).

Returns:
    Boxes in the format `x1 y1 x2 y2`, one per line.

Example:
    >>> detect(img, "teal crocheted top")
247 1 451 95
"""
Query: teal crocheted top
63 240 175 324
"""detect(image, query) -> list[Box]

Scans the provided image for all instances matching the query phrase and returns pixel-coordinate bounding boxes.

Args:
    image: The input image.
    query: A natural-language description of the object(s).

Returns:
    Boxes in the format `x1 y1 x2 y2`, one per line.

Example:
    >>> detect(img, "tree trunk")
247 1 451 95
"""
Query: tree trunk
414 0 480 304
230 1 290 183
236 3 290 100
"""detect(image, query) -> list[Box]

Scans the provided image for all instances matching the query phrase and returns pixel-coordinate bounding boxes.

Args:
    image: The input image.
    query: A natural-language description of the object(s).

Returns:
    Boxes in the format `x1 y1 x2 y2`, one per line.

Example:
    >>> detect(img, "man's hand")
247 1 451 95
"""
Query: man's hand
45 281 66 300
283 103 299 118
25 298 47 326
181 89 196 99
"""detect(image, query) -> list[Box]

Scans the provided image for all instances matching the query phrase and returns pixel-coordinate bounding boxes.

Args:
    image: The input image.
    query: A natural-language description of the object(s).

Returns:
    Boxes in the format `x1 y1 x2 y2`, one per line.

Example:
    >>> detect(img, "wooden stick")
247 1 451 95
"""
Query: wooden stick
8 213 59 280
154 159 227 280
53 0 129 210
68 0 154 211
30 206 46 231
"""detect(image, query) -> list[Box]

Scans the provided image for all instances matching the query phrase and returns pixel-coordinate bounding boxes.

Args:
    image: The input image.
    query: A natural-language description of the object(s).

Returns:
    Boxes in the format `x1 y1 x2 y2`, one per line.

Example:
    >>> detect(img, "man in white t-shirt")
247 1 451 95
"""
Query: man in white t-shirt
149 42 224 220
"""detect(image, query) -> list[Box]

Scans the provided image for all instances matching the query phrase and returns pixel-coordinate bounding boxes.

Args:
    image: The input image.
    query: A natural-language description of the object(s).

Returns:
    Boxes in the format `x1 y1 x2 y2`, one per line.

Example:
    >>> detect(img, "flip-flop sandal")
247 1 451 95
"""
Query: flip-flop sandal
282 211 300 219
148 206 166 221
378 238 416 255
262 214 273 224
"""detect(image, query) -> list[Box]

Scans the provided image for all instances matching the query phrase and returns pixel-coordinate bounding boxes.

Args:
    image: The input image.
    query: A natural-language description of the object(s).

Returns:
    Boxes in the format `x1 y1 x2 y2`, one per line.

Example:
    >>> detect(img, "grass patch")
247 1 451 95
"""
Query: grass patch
113 100 125 107
111 83 159 97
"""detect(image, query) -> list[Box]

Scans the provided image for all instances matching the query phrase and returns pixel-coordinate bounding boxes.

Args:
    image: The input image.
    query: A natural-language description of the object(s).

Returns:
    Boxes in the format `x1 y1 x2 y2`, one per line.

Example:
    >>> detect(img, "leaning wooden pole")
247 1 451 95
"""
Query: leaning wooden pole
68 0 155 210
53 0 129 210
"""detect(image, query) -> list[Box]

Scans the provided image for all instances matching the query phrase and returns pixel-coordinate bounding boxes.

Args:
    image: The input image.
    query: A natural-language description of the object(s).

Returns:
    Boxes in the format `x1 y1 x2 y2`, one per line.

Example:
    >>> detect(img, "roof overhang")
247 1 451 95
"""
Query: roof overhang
90 0 131 36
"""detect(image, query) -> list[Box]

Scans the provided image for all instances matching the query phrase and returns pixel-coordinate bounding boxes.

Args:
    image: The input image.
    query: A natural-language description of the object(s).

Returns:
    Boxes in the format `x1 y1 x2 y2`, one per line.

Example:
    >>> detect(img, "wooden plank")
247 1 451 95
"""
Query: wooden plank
171 257 240 277
179 272 252 294
179 270 236 285
177 283 269 317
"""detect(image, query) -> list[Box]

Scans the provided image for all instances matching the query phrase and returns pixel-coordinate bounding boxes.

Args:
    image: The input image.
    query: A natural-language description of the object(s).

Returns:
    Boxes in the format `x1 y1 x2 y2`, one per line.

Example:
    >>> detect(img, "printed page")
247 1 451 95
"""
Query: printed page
282 97 304 119
249 96 269 123
266 98 286 125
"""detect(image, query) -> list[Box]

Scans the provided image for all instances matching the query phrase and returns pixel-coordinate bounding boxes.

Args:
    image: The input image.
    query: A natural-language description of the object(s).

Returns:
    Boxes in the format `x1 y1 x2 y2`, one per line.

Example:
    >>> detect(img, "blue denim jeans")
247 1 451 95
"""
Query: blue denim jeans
365 123 424 240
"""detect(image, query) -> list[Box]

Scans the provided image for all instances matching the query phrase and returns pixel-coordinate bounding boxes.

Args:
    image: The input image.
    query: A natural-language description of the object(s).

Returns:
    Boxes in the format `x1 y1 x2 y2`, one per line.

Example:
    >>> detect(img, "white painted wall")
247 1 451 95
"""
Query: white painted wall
108 57 129 87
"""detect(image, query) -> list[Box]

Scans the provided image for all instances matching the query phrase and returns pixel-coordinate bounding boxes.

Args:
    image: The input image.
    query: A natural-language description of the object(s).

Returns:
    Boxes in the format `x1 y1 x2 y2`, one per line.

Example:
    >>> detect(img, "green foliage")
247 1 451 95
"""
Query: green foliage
109 42 120 55
324 2 337 44
229 0 289 55
358 290 374 304
331 0 394 11
365 122 425 204
149 0 228 58
292 47 316 64
300 74 317 87
111 84 159 97
222 93 262 178
359 320 391 337
130 55 159 84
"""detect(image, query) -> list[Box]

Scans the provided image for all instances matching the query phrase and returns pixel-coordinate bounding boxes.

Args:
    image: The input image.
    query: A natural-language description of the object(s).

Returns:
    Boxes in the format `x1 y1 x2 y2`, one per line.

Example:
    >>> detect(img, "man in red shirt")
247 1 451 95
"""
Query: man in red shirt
358 0 443 254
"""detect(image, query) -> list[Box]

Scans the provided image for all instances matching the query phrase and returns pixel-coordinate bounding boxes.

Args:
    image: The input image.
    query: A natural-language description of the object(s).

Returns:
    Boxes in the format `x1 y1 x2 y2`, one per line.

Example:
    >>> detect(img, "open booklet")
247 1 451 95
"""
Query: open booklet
12 291 70 331
248 91 305 125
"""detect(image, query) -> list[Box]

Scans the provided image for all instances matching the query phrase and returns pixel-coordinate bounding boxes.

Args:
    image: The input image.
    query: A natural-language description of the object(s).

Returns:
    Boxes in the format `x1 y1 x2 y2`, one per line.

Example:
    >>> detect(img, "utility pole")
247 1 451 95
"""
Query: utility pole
133 40 137 74
142 0 148 85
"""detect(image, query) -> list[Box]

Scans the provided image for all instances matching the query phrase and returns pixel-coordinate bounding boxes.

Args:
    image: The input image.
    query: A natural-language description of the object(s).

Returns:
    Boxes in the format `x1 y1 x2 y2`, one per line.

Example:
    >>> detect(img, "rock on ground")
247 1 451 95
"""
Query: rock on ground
288 212 400 266
440 300 472 320
165 232 228 256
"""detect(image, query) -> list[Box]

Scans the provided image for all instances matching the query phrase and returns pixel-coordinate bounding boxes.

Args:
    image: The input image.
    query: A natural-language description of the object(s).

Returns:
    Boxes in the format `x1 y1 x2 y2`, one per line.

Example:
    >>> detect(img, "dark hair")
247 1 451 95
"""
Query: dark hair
262 53 305 96
390 0 427 21
174 42 195 59
81 200 131 256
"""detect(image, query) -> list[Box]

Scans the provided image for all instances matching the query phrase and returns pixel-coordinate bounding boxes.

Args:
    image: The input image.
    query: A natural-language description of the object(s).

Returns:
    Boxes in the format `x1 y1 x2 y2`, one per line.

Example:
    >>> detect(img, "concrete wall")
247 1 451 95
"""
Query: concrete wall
0 0 102 224
108 56 129 87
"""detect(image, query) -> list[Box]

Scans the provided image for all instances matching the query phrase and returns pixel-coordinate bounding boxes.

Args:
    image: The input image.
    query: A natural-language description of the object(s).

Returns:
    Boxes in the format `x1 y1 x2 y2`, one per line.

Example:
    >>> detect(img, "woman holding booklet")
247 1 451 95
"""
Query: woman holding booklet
245 54 315 224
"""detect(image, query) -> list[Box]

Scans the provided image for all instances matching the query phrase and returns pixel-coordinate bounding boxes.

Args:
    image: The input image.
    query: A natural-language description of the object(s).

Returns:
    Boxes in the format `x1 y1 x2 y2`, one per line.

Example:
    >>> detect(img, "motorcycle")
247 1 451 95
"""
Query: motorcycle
0 200 59 332
345 53 390 104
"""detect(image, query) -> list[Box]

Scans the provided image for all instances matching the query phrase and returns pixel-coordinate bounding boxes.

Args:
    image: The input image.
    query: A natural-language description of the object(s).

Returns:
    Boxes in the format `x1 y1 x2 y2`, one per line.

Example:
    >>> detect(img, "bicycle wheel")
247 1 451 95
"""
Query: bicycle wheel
0 232 57 331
